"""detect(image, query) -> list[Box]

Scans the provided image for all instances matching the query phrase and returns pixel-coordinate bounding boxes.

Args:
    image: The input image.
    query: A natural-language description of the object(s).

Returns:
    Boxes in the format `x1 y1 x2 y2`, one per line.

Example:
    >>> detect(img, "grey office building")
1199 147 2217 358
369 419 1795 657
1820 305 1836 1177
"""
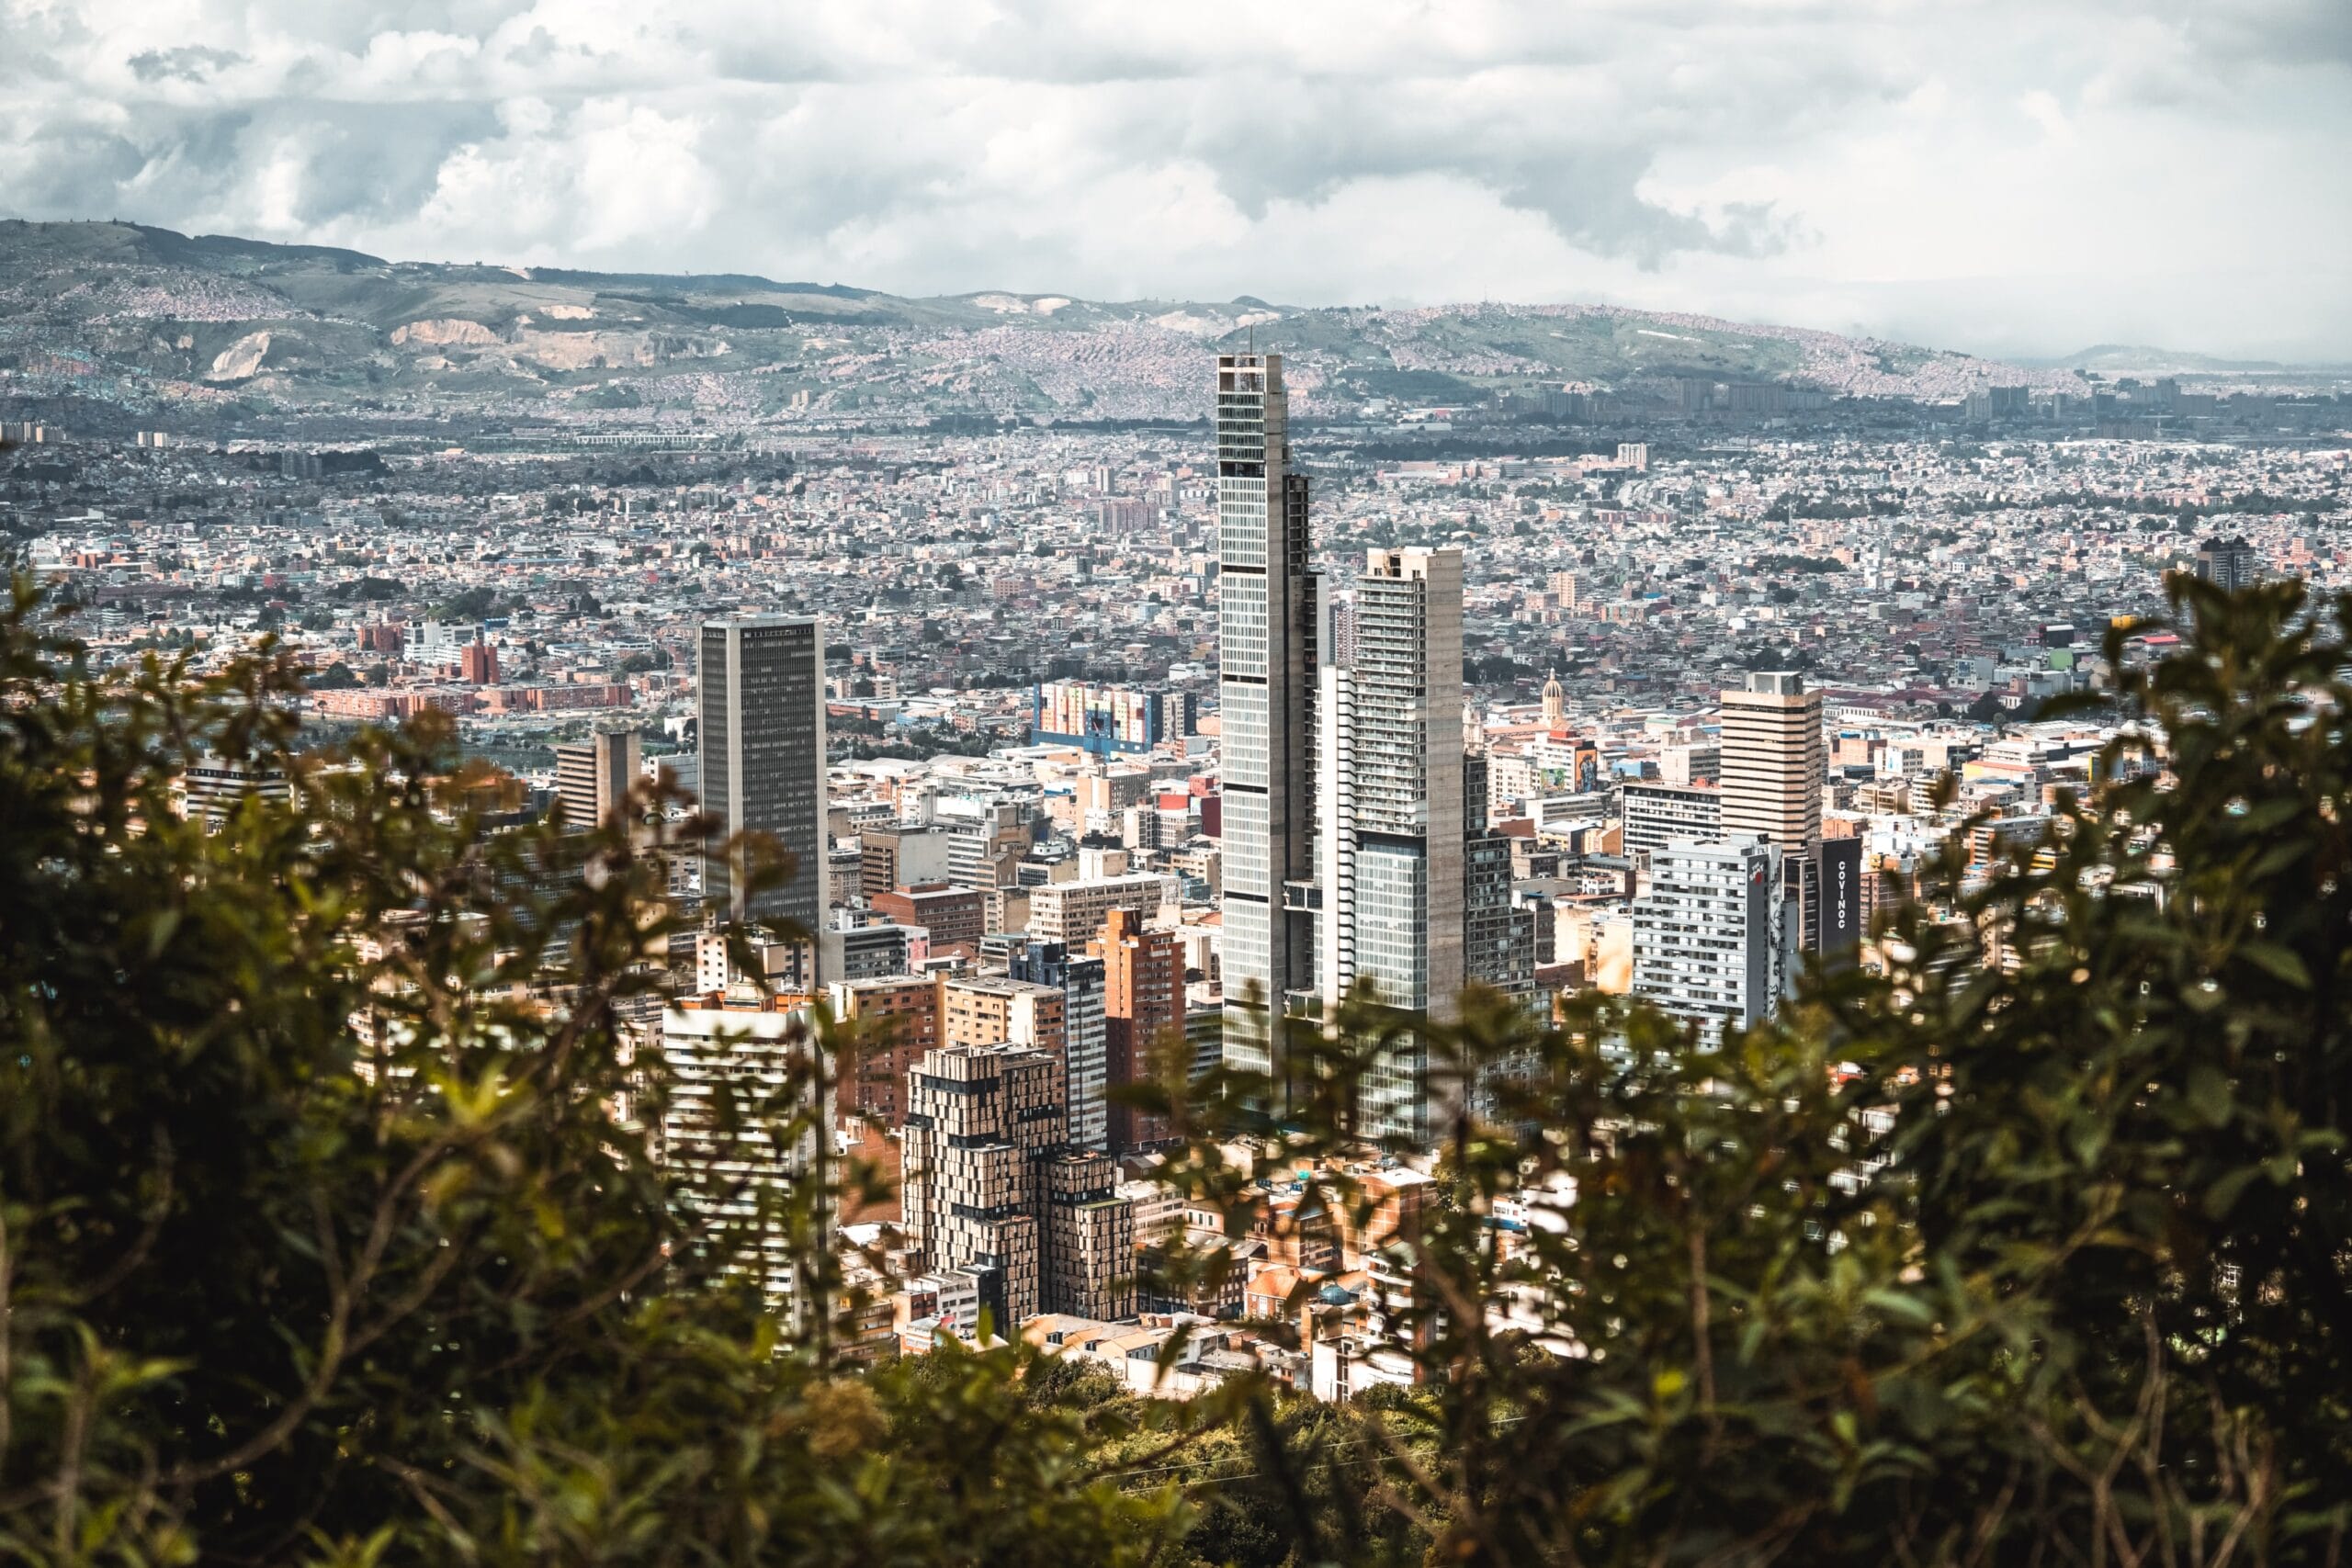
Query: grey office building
1216 353 1319 1070
698 617 829 962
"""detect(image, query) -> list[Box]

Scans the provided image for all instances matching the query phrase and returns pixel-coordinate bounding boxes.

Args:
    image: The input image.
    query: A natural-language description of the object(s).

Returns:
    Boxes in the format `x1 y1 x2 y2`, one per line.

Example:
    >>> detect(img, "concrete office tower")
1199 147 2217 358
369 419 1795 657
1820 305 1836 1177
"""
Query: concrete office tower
1216 352 1319 1070
1631 838 1785 1044
698 616 829 956
553 728 640 831
659 1004 829 1311
1721 670 1823 948
1100 907 1183 1154
1721 672 1823 849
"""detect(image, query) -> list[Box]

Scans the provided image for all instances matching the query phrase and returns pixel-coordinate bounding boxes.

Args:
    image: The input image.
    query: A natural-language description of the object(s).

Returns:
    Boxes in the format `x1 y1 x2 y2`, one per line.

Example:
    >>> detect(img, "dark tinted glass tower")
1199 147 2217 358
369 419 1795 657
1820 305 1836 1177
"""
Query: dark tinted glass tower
699 616 828 958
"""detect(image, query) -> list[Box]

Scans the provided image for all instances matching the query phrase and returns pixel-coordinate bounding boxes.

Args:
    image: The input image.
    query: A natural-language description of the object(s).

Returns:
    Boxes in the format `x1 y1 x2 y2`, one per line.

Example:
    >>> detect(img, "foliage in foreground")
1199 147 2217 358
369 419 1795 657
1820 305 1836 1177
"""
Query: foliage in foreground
1 571 2349 1565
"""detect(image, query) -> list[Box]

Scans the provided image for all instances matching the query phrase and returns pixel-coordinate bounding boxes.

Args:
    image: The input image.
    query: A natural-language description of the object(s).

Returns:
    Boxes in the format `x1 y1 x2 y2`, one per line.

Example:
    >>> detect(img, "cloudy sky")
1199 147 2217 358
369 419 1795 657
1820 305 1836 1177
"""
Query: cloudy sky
4 0 2348 360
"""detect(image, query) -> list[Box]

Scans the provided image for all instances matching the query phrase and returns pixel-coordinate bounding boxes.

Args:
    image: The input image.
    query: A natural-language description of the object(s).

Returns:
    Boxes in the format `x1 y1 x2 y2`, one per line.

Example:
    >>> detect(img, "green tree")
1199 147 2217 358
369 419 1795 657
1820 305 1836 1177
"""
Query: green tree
1140 573 2352 1564
0 575 1193 1566
9 569 2352 1566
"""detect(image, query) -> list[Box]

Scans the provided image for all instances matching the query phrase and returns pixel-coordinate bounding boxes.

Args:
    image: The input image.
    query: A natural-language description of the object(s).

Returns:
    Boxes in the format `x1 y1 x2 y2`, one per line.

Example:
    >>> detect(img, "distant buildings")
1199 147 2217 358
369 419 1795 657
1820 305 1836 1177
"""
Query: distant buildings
1031 680 1193 755
2195 536 2256 592
175 751 289 829
1026 871 1171 946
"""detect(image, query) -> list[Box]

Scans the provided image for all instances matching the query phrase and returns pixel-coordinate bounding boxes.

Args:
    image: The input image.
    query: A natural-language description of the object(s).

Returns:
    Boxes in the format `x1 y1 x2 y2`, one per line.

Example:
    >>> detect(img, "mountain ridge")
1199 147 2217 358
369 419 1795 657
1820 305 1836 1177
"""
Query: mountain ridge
0 219 2095 423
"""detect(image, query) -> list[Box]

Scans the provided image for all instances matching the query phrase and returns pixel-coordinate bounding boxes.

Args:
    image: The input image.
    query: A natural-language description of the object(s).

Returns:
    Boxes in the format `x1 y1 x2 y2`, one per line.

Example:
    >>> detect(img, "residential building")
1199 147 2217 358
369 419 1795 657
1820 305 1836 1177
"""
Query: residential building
1631 838 1785 1043
659 1002 828 1313
830 973 942 1127
901 1043 1134 1328
1099 906 1183 1153
1027 871 1172 945
1010 940 1111 1154
1621 780 1723 864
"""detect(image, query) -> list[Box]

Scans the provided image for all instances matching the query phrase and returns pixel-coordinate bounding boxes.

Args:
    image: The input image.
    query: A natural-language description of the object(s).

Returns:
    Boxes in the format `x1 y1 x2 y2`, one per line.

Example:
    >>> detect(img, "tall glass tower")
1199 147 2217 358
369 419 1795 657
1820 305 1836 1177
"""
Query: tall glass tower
698 615 829 959
1216 354 1317 1072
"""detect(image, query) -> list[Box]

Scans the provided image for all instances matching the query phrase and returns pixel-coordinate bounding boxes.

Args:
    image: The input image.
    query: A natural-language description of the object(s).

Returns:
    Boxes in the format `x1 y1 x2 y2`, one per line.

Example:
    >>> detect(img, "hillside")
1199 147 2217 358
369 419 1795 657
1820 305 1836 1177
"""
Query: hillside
0 220 2084 425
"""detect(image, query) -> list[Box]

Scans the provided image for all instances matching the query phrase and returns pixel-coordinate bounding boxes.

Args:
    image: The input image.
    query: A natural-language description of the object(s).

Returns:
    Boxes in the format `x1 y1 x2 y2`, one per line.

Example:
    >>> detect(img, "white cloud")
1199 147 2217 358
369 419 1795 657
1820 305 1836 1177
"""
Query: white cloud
0 0 2346 356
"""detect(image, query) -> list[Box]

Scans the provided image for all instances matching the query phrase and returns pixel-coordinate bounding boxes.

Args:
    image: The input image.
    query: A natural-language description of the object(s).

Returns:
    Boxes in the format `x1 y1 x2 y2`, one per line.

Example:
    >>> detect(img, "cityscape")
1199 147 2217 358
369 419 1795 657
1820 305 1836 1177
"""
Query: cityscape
11 294 2346 1368
6 2 2351 1561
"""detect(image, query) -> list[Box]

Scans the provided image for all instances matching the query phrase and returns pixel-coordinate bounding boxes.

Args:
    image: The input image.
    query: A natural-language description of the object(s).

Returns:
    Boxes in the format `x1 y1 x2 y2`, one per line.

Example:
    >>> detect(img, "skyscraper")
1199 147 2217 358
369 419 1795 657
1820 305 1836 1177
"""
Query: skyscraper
698 616 829 961
1721 671 1823 952
1308 547 1467 1145
1721 671 1823 851
1345 547 1466 1021
1216 353 1317 1068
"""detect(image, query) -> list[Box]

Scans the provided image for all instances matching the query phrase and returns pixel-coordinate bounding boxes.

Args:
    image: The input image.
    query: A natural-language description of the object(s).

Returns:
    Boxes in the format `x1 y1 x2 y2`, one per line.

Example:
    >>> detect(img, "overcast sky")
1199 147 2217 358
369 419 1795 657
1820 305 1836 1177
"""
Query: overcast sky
4 0 2348 360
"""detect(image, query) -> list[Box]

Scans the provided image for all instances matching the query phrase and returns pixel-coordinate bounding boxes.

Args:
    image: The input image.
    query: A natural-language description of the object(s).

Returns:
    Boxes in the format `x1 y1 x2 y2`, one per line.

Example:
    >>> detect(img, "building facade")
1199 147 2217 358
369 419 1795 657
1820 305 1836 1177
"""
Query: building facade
1216 352 1319 1071
658 1004 828 1313
1631 838 1785 1043
553 728 639 832
1099 906 1184 1154
900 1043 1134 1328
698 617 828 958
1010 940 1111 1154
1721 671 1824 949
1621 780 1724 864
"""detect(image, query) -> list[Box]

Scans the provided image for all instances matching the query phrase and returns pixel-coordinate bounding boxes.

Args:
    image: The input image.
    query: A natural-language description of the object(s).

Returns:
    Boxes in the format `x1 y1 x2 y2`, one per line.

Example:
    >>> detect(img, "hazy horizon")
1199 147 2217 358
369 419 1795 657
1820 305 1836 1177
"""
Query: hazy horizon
4 1 2347 363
